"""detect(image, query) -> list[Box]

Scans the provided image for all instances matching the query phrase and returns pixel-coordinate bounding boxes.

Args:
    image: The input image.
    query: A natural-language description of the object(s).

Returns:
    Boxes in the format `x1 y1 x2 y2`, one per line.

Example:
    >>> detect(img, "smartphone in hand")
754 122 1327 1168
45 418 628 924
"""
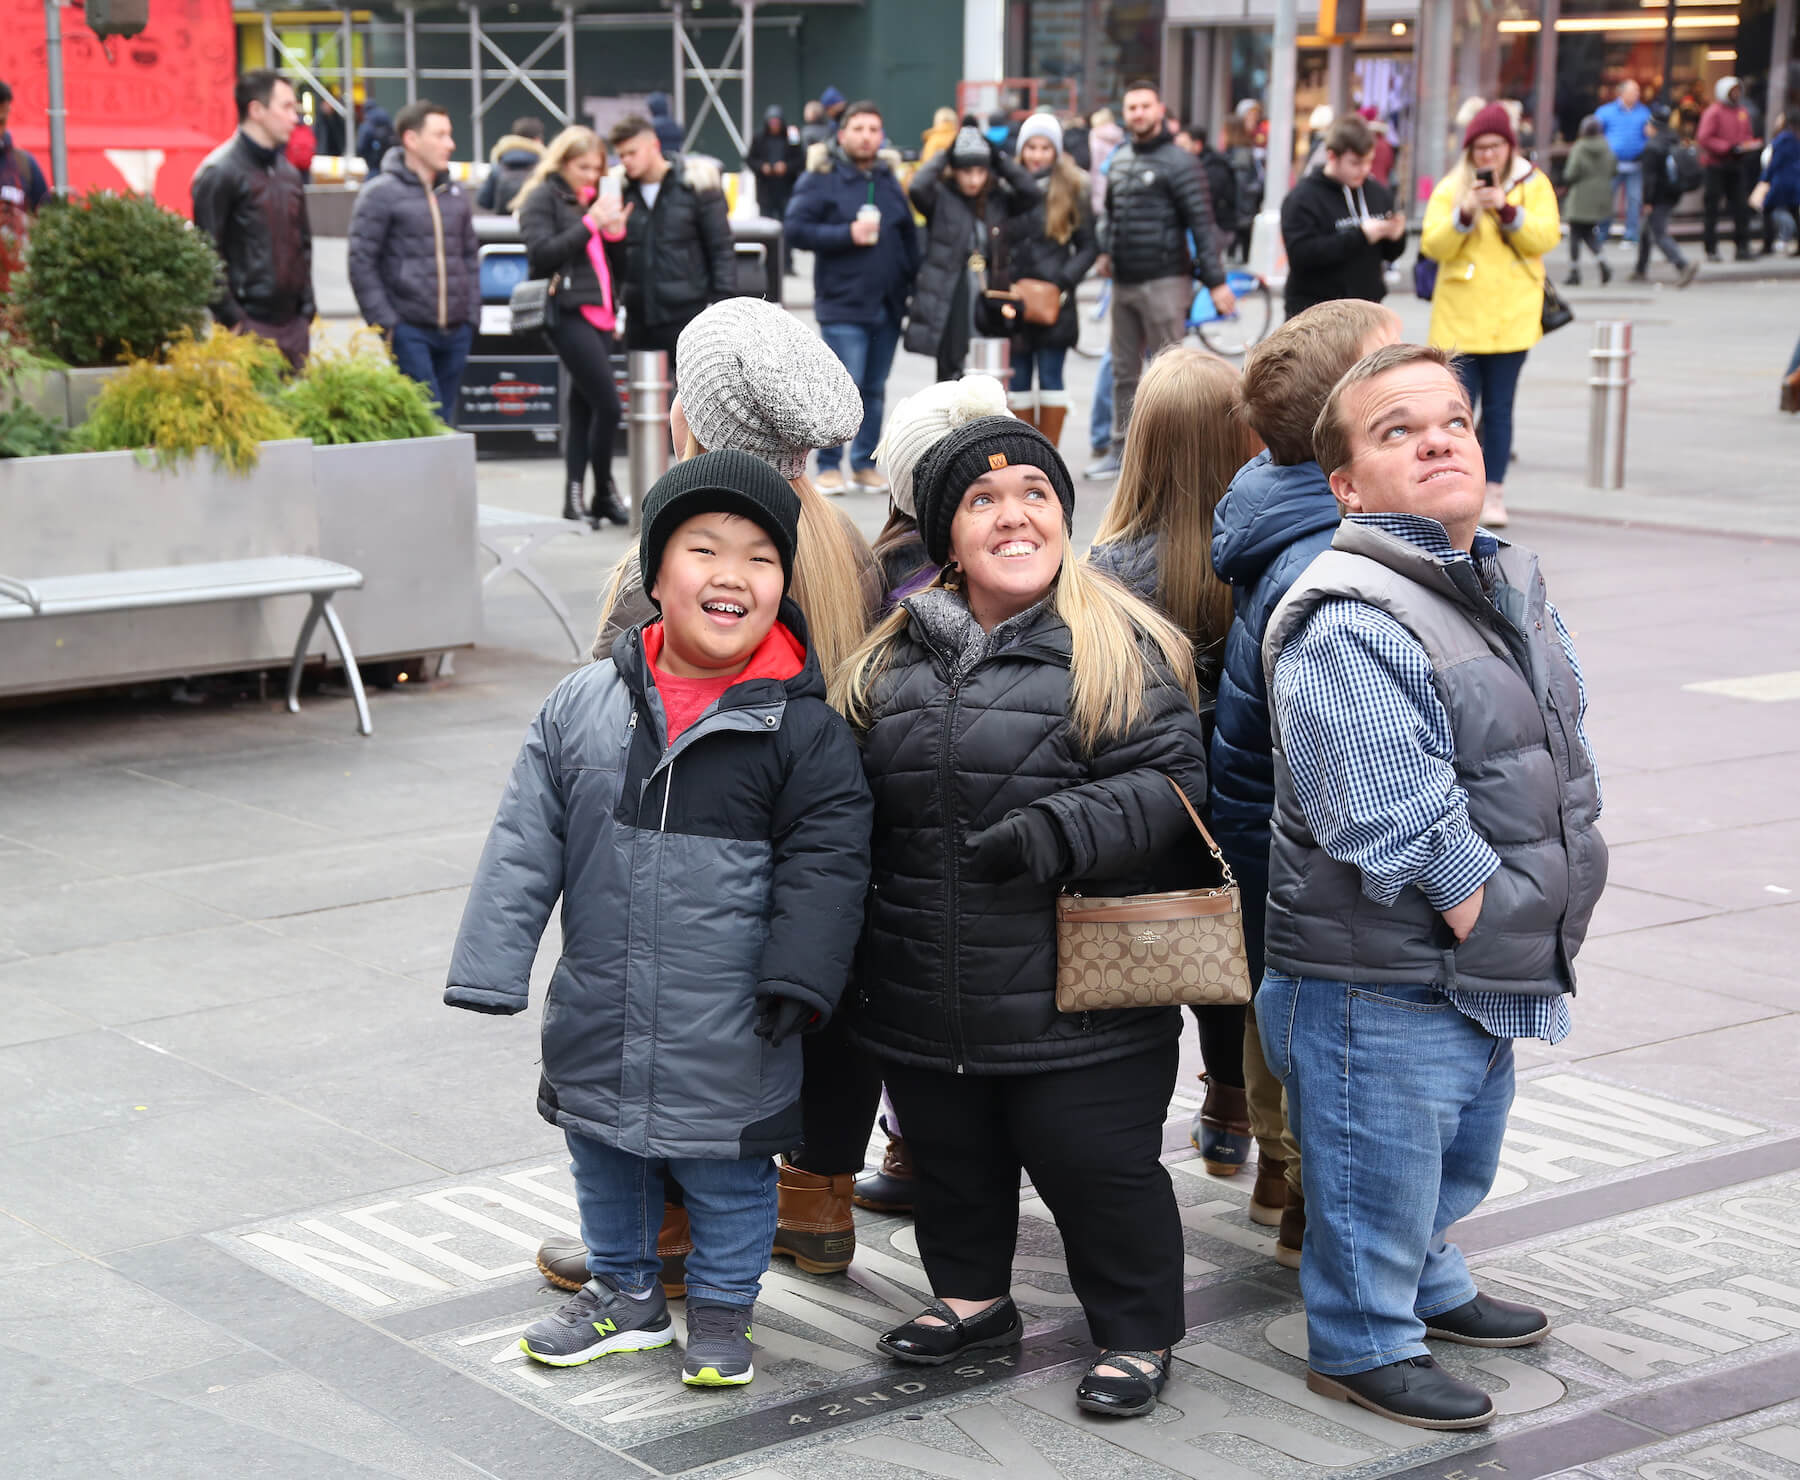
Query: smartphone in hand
1475 168 1496 188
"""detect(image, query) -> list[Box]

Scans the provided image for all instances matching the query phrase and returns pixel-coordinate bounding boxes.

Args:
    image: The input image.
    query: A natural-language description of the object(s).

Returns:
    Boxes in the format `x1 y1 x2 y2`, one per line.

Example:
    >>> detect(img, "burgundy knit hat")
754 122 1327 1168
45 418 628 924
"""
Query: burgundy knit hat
1463 102 1516 150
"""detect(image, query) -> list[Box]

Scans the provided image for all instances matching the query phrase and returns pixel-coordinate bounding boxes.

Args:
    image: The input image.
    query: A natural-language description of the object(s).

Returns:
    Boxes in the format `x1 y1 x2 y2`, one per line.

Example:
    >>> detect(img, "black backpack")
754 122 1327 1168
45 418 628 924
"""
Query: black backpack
1666 141 1703 194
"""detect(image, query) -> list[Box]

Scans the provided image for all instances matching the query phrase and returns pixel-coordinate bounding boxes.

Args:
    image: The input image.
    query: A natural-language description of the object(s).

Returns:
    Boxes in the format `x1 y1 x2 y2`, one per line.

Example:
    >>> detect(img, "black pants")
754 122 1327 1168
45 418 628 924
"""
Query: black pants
624 317 686 379
1187 1004 1246 1087
789 1012 884 1176
549 314 621 493
936 272 972 382
882 1035 1187 1351
1703 162 1750 256
1567 220 1607 263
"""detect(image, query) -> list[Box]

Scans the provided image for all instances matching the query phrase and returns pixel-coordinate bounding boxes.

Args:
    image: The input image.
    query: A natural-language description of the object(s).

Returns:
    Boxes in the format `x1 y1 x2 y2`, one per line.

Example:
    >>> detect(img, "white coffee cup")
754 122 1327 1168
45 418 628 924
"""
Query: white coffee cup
856 203 882 239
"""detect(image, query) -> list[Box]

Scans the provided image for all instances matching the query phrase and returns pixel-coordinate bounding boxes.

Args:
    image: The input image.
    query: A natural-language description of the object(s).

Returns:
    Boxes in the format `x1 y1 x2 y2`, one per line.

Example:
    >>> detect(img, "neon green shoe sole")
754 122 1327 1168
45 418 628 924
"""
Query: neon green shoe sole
682 1362 755 1387
519 1325 674 1367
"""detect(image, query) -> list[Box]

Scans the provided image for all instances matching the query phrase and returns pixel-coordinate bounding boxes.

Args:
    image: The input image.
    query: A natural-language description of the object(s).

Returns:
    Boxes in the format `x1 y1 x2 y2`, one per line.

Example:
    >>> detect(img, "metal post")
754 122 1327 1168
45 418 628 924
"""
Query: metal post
404 5 418 103
341 9 356 163
1413 0 1454 215
672 1 686 129
42 0 69 195
1660 0 1677 103
1264 0 1299 215
1210 27 1233 145
1770 0 1793 142
628 350 673 530
1327 41 1351 120
469 6 485 164
562 4 578 123
1586 321 1632 491
965 338 1011 381
1533 0 1559 151
741 0 755 167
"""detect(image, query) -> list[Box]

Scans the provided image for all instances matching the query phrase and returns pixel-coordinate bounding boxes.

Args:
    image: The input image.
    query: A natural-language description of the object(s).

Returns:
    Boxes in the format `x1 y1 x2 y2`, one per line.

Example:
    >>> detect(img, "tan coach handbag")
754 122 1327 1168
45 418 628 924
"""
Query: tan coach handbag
1054 777 1253 1012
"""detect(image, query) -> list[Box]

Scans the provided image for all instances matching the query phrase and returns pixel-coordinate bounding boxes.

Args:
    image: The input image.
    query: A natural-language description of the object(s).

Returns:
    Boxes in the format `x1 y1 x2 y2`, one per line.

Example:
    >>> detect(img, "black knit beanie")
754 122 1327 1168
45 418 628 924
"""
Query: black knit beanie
910 416 1076 567
640 449 801 604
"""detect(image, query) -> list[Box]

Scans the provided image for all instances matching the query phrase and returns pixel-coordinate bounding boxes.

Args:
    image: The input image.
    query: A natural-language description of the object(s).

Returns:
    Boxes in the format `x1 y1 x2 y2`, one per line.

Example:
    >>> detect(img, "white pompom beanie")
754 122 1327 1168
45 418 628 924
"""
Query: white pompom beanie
874 375 1011 517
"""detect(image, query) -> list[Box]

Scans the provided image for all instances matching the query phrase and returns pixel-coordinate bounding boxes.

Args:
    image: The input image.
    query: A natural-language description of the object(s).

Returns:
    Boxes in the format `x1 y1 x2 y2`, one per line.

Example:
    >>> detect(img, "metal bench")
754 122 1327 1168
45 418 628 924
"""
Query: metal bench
0 556 373 736
477 504 592 660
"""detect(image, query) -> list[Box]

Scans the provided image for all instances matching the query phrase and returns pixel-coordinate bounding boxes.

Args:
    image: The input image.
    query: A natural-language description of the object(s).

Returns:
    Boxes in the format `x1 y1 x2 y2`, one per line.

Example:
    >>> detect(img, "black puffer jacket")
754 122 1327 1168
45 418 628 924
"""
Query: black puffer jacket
851 589 1210 1075
903 151 1043 356
347 148 480 331
605 156 736 330
517 174 612 311
1099 133 1226 288
191 131 314 326
1002 170 1100 352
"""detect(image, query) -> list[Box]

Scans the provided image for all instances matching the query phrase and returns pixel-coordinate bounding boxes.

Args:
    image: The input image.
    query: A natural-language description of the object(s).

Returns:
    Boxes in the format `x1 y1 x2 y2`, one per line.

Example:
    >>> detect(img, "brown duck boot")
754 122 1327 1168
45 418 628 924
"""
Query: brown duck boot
533 1201 692 1299
535 1236 588 1293
1193 1076 1253 1176
772 1164 856 1274
1249 1154 1287 1228
852 1133 915 1214
1275 1185 1305 1270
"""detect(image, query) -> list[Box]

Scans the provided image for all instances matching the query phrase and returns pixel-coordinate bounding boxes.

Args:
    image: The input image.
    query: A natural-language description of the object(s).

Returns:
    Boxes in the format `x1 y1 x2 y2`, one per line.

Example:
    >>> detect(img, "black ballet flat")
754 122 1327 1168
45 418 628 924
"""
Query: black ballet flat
1075 1349 1171 1417
877 1297 1023 1366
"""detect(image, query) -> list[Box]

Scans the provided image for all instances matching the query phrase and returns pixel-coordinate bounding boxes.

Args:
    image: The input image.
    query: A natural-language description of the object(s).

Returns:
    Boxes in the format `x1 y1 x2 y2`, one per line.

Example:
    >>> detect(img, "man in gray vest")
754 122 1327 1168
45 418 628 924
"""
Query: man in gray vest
1257 343 1607 1430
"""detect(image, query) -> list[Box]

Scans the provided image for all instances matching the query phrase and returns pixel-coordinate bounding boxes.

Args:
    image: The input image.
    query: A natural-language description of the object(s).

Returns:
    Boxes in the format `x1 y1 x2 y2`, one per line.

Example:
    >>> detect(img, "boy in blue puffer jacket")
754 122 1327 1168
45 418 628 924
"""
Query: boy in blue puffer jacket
1208 299 1400 1262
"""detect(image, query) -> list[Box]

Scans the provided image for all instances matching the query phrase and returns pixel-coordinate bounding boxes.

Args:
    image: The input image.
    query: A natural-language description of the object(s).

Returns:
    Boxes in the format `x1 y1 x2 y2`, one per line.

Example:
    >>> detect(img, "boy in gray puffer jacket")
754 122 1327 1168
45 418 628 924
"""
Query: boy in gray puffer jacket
446 451 872 1389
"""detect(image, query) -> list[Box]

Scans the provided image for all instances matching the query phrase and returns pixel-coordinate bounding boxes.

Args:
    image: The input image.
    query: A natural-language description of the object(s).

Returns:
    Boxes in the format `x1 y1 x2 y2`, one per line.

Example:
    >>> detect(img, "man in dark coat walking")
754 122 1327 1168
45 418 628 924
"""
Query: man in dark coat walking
192 69 315 369
347 100 480 419
746 104 804 269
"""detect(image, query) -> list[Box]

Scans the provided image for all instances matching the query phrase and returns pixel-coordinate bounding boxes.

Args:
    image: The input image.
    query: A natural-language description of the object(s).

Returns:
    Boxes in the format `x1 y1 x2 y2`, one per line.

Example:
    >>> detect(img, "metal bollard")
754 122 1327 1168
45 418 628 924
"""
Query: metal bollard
1586 320 1632 491
965 337 1011 381
627 349 672 532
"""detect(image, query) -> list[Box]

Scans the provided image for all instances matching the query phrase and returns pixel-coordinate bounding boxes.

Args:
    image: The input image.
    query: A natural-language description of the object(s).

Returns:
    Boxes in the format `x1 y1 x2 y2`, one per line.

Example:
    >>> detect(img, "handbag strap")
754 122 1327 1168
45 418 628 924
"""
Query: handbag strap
1162 776 1238 890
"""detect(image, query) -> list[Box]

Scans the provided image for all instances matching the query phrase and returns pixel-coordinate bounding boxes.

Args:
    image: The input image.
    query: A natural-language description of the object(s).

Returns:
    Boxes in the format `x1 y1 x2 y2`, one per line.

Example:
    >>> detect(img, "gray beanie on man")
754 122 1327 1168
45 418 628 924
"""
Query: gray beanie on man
676 298 864 479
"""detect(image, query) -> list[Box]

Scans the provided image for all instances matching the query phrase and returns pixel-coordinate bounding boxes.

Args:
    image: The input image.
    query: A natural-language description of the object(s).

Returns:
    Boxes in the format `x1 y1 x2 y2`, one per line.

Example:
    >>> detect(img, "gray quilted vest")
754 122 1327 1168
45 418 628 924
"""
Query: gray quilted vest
1259 521 1607 996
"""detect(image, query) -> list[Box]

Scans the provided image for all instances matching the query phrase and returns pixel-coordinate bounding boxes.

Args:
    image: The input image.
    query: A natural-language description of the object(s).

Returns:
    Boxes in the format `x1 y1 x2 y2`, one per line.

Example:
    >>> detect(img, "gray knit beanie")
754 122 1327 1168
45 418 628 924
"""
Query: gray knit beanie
676 299 864 479
949 125 991 167
874 375 1010 517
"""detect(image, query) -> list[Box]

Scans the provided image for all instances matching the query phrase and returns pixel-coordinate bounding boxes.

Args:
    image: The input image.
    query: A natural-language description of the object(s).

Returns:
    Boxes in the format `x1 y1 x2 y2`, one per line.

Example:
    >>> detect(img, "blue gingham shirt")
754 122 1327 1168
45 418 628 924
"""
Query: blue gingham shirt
1271 513 1599 1044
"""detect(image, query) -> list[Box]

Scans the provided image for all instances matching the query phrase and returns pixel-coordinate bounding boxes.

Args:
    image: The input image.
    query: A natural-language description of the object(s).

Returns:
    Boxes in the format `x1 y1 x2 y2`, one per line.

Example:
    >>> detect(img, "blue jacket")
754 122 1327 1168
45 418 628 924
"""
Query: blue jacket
785 142 920 325
1596 100 1652 164
1762 130 1800 213
1208 452 1341 875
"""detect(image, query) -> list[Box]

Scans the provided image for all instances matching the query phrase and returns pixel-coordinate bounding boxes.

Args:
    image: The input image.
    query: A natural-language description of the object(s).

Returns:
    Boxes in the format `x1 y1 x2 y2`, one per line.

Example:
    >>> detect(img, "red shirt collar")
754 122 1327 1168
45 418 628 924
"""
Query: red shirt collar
640 619 807 685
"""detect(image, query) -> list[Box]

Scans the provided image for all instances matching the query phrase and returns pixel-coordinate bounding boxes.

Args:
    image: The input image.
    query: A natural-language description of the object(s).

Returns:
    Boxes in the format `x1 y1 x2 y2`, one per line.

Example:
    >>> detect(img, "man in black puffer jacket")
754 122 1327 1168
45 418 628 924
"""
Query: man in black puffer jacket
192 69 315 368
1089 80 1232 477
347 100 480 419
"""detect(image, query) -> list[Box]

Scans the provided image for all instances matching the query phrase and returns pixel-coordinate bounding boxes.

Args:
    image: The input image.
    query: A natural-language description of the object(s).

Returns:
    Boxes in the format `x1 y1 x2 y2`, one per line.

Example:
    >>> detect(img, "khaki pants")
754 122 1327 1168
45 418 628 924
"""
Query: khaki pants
1109 275 1192 450
1243 997 1301 1194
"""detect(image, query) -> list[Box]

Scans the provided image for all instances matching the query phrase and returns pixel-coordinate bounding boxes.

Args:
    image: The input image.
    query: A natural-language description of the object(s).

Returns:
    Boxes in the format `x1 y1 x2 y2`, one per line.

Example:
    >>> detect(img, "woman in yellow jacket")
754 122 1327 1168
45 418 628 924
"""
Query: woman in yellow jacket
1421 103 1560 528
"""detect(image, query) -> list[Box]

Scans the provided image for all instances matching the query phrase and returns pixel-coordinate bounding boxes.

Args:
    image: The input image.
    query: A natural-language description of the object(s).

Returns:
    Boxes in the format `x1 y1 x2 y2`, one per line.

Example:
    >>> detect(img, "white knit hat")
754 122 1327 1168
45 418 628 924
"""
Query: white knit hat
873 374 1010 517
1016 112 1063 156
676 298 864 479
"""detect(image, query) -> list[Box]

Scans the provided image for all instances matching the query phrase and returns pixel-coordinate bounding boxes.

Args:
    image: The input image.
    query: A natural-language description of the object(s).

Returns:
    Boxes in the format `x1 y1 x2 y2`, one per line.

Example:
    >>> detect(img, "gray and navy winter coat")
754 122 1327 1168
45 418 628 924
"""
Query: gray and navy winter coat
445 605 873 1159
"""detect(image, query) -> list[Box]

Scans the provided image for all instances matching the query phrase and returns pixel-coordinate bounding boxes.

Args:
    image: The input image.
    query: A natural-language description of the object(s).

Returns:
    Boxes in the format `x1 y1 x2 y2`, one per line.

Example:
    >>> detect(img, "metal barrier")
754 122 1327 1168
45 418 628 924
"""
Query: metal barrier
1586 320 1633 491
628 350 672 533
966 337 1011 381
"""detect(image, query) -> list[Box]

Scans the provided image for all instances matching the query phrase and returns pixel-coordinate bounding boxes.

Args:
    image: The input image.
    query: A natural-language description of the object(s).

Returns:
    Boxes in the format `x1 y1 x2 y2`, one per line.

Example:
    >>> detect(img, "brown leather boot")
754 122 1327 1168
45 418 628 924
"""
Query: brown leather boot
533 1202 692 1299
1037 403 1067 449
1010 398 1041 430
772 1164 856 1273
851 1133 915 1213
1249 1154 1287 1228
1275 1185 1305 1270
1194 1075 1253 1176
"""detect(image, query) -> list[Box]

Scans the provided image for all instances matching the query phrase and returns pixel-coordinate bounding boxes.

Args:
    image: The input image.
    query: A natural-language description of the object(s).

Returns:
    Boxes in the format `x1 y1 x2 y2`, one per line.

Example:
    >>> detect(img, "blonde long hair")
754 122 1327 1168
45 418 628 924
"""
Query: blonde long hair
510 125 604 213
1041 152 1088 245
593 433 875 680
1089 346 1260 662
831 555 1198 754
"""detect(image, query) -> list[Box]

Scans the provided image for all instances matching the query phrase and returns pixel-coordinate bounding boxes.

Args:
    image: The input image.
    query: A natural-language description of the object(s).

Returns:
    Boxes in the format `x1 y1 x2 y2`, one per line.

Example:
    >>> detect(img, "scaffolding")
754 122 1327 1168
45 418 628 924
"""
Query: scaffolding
251 2 848 166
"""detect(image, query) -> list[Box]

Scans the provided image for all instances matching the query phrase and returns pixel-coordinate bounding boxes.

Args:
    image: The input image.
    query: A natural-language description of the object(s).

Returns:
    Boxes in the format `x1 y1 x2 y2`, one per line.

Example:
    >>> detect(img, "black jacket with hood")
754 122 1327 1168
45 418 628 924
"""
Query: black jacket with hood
446 603 873 1159
851 589 1210 1076
191 131 315 327
517 174 612 311
904 149 1044 356
1000 168 1100 352
605 155 737 330
478 134 546 212
1099 131 1226 288
347 147 480 331
1279 166 1403 316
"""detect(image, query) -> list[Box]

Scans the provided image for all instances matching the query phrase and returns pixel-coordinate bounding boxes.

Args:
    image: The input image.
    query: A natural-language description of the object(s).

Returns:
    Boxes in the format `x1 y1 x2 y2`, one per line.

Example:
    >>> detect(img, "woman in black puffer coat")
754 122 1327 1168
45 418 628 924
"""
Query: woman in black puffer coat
905 124 1042 380
832 416 1209 1422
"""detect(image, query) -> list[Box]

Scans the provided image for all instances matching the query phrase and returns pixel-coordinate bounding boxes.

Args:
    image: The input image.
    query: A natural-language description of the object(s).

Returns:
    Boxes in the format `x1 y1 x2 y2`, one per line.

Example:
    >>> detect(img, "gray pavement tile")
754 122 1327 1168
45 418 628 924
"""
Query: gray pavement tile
0 923 392 1027
1582 883 1721 940
1586 687 1800 773
368 722 533 781
1595 752 1800 846
264 887 472 979
1579 907 1800 1013
0 988 94 1048
0 1029 247 1147
1604 823 1800 912
0 878 238 959
377 826 491 876
0 707 323 783
1575 1014 1800 1126
147 839 472 921
0 1213 79 1275
0 1099 438 1254
0 841 103 893
1534 965 1785 1065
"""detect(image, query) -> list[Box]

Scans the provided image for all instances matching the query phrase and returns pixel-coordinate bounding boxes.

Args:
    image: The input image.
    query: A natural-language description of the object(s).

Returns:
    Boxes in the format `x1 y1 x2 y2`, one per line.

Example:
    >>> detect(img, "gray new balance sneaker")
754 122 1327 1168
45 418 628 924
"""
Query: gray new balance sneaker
681 1300 756 1387
519 1275 673 1367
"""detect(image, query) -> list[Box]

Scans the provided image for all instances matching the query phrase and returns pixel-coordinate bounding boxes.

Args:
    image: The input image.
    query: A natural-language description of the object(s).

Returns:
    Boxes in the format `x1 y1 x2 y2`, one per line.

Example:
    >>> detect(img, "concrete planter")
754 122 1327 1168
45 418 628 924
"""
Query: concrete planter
64 366 124 425
0 435 481 700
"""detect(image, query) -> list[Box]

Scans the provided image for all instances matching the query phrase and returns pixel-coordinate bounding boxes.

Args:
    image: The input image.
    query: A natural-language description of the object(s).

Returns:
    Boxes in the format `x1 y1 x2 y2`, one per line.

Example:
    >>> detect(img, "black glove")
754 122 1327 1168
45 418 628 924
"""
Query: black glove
963 808 1068 883
754 995 820 1047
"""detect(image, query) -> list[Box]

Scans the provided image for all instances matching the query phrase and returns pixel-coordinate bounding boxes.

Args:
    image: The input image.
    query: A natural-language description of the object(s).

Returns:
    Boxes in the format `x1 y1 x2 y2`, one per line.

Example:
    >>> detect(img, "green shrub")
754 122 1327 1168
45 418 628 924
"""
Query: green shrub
9 191 221 368
75 329 296 471
0 403 70 459
282 345 447 444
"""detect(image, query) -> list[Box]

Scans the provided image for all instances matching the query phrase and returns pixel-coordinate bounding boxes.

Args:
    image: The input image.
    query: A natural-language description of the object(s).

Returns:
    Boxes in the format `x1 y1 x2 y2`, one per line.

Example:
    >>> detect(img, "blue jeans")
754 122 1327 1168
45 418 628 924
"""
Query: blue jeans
1256 974 1515 1375
390 321 474 421
565 1130 777 1307
816 316 901 472
1010 345 1068 394
1088 349 1114 454
1788 334 1800 379
1613 160 1643 242
1454 350 1527 486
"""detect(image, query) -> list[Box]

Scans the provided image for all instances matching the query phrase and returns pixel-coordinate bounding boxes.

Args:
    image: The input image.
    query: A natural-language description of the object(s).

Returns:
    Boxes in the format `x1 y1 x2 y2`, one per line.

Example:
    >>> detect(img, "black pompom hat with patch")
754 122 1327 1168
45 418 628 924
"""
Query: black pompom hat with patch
639 449 801 606
910 415 1076 567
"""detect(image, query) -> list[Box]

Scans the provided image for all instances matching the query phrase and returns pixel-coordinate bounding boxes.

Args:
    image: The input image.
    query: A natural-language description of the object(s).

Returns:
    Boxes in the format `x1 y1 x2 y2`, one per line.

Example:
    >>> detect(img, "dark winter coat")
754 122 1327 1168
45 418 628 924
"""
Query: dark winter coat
0 133 49 214
191 131 315 327
851 589 1209 1076
347 148 480 331
1561 135 1619 224
747 121 805 220
1279 167 1402 316
1001 170 1100 353
446 604 873 1159
1195 145 1239 246
904 150 1044 357
784 142 920 326
604 156 736 331
646 93 686 157
356 106 395 182
1099 133 1226 288
479 135 546 212
1641 125 1692 207
1207 453 1341 880
516 174 612 311
1761 129 1800 213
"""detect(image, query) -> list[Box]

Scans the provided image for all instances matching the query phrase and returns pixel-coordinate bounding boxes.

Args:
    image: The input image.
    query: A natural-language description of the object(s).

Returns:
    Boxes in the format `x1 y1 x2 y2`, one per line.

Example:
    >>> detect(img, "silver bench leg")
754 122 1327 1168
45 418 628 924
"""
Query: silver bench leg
287 593 330 716
318 596 374 737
